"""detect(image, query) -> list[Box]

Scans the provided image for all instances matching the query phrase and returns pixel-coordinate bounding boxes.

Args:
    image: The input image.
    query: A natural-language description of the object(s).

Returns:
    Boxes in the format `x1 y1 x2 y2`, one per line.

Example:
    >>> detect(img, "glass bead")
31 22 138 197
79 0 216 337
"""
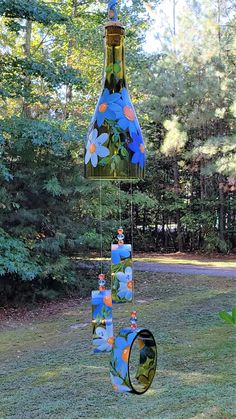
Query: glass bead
131 324 137 330
98 279 106 286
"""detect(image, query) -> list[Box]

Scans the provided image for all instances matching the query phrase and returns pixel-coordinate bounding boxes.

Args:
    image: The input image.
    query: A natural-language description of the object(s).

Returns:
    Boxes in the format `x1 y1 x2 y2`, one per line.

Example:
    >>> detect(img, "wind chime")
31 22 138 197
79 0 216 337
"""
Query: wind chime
85 0 157 394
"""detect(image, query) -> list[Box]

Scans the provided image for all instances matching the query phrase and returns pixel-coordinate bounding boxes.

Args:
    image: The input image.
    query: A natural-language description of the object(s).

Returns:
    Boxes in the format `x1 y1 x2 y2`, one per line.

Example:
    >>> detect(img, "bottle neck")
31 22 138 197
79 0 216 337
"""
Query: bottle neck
103 25 126 91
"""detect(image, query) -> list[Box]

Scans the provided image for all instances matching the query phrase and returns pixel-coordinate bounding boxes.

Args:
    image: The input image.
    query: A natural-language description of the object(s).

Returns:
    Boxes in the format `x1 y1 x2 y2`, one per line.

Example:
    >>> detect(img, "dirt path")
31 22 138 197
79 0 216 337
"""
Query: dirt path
1 258 234 330
134 261 236 277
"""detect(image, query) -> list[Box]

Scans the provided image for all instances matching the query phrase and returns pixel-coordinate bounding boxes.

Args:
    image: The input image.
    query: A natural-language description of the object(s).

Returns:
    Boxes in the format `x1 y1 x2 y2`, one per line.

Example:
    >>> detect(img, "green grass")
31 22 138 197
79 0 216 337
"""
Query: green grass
0 273 235 418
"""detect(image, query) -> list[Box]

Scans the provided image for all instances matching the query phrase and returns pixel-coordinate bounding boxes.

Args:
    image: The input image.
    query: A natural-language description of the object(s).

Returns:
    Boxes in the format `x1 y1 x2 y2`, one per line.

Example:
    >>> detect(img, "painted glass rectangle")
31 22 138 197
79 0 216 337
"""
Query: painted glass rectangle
91 290 113 352
111 243 133 303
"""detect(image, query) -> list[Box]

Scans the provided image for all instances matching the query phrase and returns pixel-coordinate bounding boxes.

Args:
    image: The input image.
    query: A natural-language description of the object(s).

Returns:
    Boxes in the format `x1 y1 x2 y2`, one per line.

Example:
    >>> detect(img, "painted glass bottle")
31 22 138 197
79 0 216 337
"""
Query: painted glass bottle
84 21 145 180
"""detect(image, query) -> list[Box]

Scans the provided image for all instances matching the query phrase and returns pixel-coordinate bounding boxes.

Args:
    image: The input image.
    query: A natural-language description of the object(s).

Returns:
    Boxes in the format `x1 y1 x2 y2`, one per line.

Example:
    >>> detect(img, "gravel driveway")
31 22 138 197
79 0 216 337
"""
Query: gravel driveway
134 261 236 277
78 259 236 277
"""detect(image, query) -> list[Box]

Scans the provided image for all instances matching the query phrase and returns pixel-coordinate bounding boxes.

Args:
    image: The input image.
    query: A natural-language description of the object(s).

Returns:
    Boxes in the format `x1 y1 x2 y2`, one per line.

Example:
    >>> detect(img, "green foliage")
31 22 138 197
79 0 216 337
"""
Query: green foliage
0 162 13 181
1 56 83 97
0 0 235 305
198 135 236 177
0 0 67 24
136 0 236 254
0 228 41 280
44 177 63 196
203 234 230 254
161 116 188 156
35 288 60 300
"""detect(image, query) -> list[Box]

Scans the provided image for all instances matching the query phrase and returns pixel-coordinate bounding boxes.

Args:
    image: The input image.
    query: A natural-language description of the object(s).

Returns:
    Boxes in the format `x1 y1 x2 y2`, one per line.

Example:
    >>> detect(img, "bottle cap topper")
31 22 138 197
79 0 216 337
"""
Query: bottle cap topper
108 0 118 21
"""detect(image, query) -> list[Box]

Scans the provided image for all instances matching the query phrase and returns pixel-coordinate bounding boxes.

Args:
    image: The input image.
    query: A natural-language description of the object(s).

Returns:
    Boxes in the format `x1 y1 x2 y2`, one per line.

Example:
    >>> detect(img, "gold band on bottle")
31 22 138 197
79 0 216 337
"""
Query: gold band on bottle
104 24 125 47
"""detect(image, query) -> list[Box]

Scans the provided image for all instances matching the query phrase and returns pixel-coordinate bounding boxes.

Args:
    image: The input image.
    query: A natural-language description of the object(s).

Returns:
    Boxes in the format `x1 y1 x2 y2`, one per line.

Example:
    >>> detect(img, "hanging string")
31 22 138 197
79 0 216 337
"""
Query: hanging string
99 179 103 273
118 181 122 228
130 180 137 330
130 180 135 306
130 181 134 254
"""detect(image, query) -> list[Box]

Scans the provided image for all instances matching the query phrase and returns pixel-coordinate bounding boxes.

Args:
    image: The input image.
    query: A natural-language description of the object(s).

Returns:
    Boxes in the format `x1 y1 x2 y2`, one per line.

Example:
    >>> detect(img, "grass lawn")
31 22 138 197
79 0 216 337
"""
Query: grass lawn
0 272 235 418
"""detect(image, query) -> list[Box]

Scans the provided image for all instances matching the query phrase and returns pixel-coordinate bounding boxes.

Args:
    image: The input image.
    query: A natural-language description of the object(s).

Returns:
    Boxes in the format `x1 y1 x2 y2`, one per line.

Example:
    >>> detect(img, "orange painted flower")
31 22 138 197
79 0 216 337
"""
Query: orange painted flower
110 373 131 392
112 329 136 378
107 336 114 346
122 346 130 363
103 294 112 307
85 129 109 167
137 338 145 350
89 143 96 154
114 88 138 137
93 325 113 352
99 102 108 113
127 280 133 290
96 88 121 127
139 143 145 153
123 105 135 121
128 131 146 169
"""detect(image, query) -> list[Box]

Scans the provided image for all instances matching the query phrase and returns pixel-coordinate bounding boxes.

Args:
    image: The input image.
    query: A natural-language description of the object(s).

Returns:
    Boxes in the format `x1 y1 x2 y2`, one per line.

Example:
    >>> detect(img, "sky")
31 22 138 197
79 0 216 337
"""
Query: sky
144 0 186 53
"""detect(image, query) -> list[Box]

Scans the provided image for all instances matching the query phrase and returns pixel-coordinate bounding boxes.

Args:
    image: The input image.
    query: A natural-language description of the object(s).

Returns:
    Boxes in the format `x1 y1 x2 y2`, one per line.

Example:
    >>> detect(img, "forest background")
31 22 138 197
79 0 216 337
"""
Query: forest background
0 0 235 304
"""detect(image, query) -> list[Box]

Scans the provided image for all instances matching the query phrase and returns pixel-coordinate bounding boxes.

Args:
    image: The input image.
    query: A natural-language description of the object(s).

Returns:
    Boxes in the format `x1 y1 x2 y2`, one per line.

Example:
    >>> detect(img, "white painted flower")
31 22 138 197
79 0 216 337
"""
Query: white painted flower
93 324 114 352
117 267 133 301
85 129 109 167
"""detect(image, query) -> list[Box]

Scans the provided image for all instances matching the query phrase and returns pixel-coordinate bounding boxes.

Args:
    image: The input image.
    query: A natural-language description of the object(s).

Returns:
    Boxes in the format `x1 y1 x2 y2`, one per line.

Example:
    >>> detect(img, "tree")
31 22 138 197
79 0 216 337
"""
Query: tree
0 0 157 303
138 0 236 252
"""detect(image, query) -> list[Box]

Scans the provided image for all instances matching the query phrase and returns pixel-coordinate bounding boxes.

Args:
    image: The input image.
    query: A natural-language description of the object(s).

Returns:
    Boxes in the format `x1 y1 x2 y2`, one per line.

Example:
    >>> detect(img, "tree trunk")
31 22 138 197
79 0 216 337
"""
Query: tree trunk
162 214 165 248
142 208 146 234
173 155 183 252
219 176 225 242
173 0 176 37
22 19 32 117
65 0 78 116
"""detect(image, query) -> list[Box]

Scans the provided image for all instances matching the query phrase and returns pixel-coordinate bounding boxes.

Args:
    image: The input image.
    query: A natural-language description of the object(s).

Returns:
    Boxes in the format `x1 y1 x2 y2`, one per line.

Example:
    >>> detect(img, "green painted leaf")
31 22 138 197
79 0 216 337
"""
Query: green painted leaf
105 119 115 125
105 65 113 73
136 365 148 378
110 161 116 173
112 134 120 143
123 375 130 387
113 63 121 74
120 147 129 158
232 307 236 324
113 155 121 164
219 310 234 324
137 374 150 385
98 156 110 166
